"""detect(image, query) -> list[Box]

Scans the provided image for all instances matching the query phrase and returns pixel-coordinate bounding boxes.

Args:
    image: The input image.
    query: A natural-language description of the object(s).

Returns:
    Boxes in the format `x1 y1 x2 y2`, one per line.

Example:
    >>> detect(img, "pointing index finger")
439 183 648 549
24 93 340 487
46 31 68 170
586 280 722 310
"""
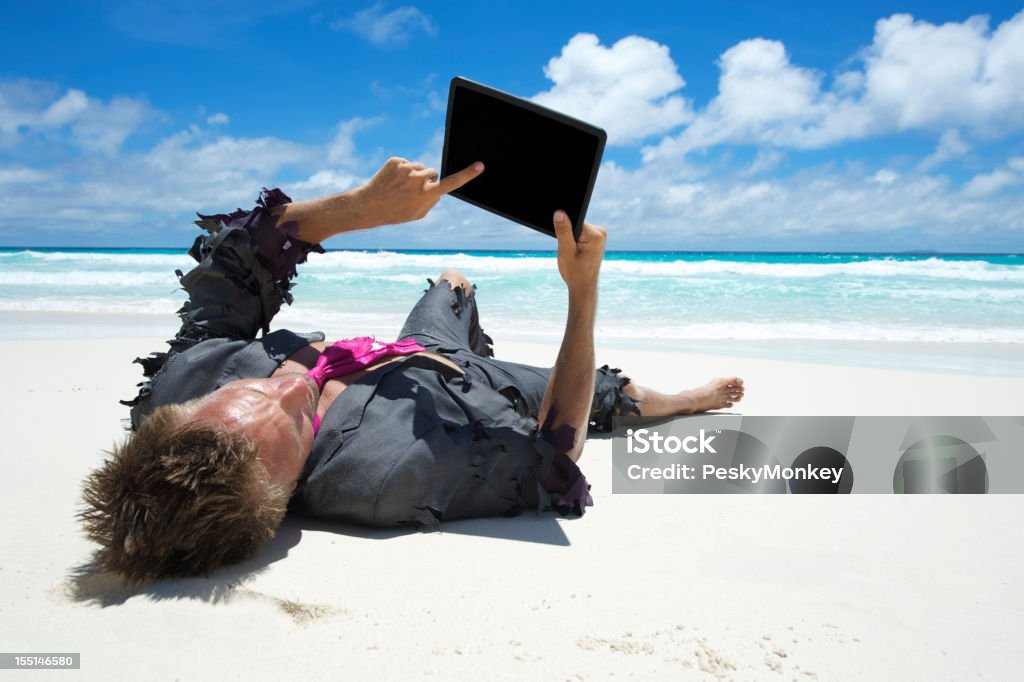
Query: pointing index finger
435 162 485 195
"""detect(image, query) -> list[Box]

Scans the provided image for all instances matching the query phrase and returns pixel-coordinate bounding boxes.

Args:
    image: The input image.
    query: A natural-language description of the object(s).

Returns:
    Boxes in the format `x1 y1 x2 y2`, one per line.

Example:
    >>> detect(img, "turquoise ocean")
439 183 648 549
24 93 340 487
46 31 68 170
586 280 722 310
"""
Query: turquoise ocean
2 248 1022 376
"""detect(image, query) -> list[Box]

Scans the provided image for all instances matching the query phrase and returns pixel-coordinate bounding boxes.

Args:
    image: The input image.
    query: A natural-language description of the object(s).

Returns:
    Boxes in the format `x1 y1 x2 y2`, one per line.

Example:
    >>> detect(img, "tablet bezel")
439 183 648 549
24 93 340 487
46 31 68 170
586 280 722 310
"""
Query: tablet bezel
440 76 607 240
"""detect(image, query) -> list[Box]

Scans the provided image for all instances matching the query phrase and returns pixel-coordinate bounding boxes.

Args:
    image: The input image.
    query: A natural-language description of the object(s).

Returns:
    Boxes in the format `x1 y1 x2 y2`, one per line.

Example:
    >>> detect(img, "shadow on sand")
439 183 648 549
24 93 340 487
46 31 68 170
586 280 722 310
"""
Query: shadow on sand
66 506 577 610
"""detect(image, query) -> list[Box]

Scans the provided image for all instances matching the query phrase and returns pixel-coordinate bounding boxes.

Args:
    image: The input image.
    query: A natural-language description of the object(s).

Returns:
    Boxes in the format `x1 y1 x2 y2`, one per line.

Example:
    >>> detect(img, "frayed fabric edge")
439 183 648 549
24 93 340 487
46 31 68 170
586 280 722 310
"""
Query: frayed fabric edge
423 277 495 358
530 413 593 517
589 365 642 433
121 187 324 430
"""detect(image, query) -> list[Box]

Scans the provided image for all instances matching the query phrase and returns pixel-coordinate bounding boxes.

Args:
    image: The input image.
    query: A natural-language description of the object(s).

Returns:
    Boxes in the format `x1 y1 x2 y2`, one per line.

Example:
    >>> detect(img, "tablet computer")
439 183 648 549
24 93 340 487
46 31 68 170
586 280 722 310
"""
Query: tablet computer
440 77 607 239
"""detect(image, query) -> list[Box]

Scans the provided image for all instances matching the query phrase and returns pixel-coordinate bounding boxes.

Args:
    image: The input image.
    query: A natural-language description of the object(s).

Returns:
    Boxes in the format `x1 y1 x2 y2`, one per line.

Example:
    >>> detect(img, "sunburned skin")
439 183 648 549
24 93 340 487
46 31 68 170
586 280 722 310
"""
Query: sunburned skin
191 374 318 489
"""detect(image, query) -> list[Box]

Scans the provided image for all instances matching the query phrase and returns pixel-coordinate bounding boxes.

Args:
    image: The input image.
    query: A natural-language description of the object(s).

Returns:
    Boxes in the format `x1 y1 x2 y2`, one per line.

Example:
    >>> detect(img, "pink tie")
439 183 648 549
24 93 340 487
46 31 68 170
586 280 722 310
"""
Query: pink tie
306 336 425 433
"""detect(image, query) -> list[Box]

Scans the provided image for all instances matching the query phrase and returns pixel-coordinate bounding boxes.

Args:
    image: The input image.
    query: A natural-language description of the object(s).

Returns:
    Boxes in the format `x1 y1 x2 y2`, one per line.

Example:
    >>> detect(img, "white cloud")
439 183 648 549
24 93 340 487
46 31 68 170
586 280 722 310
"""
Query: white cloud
0 79 154 154
326 116 382 167
72 95 155 154
713 39 826 131
584 161 1024 247
31 127 319 224
647 38 837 159
531 33 692 145
39 89 89 127
332 3 436 48
287 170 363 197
648 10 1024 160
146 129 310 177
740 149 784 177
918 129 970 171
206 112 230 125
871 169 899 185
0 166 52 184
860 13 1024 133
963 159 1024 197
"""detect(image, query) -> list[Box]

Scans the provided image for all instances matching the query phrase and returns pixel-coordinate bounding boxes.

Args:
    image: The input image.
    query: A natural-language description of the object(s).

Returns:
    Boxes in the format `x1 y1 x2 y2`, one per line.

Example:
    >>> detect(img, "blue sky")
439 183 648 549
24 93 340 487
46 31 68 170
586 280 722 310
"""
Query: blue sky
2 1 1023 251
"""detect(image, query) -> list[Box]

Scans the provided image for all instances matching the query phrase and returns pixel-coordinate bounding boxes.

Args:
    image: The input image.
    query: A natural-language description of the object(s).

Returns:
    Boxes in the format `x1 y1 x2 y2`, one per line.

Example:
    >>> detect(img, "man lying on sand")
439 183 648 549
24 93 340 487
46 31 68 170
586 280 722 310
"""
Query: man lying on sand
81 157 744 583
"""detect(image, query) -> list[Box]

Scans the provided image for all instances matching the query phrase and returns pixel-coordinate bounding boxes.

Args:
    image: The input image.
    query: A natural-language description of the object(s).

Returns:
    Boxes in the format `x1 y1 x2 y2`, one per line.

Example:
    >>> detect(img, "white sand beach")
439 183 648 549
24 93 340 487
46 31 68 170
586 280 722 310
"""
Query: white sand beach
1 336 1022 680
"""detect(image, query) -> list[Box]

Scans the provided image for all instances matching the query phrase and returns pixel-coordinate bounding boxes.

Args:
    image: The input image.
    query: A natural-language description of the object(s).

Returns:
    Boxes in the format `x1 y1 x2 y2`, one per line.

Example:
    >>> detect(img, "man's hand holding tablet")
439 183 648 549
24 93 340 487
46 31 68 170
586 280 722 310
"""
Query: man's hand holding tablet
554 210 606 295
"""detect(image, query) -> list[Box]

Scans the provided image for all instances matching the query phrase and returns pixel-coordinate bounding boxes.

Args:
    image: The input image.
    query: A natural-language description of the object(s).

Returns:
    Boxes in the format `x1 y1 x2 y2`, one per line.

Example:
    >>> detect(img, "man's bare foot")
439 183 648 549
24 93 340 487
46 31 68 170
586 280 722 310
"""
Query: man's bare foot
679 377 744 413
625 377 744 416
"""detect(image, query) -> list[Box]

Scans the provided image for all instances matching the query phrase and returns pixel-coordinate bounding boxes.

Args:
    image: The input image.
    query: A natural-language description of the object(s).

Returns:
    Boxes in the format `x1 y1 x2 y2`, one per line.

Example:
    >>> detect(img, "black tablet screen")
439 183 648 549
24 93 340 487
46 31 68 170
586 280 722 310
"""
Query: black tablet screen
442 80 604 238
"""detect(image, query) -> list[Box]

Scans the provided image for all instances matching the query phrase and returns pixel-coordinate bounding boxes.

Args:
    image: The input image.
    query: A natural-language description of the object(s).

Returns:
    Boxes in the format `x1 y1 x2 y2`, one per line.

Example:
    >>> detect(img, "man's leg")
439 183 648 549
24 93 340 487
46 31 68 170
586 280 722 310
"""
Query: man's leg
587 367 745 432
422 270 748 424
397 268 493 357
400 269 746 426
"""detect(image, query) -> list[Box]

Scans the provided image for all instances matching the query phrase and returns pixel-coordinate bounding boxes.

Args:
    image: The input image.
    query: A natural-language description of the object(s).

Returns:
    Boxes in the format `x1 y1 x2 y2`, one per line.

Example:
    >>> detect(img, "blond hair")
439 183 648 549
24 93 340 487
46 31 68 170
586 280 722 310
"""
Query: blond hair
80 401 290 583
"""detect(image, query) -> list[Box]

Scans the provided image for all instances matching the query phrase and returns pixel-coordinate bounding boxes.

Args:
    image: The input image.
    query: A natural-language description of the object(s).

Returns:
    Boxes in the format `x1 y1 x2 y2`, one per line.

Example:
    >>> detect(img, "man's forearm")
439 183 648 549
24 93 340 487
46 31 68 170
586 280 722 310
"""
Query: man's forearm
270 188 376 244
267 157 485 245
538 287 597 462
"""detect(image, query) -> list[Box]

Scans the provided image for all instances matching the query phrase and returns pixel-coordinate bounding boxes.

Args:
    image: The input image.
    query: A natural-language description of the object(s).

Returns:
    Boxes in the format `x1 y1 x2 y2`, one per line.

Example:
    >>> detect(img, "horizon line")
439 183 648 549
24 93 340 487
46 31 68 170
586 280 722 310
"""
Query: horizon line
0 245 1021 257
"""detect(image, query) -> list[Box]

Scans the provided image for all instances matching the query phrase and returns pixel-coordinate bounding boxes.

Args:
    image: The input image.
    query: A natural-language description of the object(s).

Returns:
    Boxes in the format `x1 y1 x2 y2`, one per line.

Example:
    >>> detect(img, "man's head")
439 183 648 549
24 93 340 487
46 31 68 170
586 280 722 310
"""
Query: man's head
81 374 319 583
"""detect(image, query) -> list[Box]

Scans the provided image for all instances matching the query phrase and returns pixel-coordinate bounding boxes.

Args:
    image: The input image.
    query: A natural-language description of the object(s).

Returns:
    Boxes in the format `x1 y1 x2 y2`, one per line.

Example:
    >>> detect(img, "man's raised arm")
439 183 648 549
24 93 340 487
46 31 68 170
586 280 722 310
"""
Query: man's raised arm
271 158 484 244
176 157 484 342
536 210 607 462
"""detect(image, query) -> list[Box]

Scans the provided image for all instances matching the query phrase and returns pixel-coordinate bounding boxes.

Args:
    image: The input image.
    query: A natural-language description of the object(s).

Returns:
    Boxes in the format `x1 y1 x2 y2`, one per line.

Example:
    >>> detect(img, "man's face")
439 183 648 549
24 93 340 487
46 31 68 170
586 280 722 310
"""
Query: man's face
189 374 319 490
